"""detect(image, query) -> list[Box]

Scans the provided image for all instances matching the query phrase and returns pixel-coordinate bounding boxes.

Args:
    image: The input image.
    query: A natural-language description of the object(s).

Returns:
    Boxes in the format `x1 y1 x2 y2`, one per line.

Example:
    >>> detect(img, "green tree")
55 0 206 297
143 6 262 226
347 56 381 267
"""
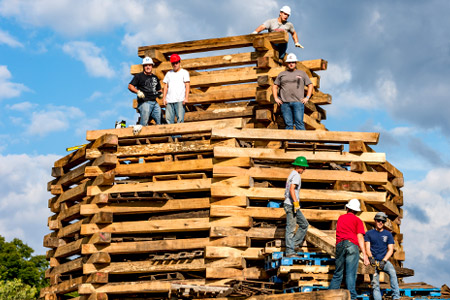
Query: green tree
0 235 48 290
0 277 37 300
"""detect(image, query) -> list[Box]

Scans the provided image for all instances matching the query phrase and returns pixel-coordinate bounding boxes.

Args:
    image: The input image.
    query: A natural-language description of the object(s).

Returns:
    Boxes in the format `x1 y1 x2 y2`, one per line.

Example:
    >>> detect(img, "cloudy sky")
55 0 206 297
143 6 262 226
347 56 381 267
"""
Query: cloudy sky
0 0 449 287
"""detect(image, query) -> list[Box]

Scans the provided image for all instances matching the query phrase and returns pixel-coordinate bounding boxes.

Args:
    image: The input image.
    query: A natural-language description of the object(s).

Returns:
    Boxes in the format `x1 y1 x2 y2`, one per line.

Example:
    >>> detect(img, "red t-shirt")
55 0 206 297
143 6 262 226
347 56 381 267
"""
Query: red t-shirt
335 213 365 246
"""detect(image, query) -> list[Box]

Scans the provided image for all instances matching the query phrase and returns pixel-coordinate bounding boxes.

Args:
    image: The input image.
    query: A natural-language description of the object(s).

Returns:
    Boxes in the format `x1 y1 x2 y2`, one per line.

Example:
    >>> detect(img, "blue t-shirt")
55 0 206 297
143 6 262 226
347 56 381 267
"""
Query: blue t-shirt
364 229 394 261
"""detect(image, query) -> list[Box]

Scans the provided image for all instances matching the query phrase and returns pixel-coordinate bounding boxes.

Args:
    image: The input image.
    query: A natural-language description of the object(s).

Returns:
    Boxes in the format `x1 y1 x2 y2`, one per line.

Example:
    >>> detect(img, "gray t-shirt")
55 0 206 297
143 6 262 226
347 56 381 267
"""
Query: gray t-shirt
274 69 312 103
284 170 301 205
263 18 295 34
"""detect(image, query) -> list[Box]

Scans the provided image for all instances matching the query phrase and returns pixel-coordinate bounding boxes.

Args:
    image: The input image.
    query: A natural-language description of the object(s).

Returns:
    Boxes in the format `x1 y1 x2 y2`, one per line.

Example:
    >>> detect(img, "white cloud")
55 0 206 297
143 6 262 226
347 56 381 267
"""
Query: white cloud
6 101 36 111
322 63 352 88
402 167 450 286
27 105 85 136
0 153 59 254
0 65 30 100
62 41 115 78
0 28 23 47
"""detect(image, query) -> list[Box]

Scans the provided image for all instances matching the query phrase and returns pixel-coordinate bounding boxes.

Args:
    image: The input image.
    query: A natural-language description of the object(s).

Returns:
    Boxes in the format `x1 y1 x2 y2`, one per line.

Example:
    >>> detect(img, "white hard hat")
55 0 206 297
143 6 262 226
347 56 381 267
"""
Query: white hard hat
285 53 298 63
346 198 361 212
142 56 154 65
280 5 291 15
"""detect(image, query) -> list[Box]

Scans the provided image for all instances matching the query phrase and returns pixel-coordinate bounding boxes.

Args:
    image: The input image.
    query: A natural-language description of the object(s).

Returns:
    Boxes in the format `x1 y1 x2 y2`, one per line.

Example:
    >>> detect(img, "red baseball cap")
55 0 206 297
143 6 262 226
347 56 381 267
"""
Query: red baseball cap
170 54 181 63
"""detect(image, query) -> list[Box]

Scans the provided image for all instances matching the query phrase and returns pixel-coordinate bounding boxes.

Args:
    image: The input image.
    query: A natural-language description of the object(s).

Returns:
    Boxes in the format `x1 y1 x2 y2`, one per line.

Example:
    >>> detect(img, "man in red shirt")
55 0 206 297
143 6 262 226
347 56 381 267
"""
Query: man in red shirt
329 198 370 299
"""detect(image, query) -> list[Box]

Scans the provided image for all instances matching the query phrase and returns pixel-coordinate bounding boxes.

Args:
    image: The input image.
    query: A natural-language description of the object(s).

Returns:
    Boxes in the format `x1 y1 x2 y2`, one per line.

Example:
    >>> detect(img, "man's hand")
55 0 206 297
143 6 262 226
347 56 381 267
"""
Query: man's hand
363 255 370 266
137 90 145 99
132 124 143 135
378 260 386 270
275 98 283 106
295 42 304 49
369 257 376 266
301 97 309 104
293 201 300 212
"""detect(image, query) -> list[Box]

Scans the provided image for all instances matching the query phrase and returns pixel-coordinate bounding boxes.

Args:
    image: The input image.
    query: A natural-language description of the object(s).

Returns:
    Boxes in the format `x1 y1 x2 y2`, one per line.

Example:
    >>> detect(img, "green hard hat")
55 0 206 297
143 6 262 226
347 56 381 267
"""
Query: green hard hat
292 156 309 167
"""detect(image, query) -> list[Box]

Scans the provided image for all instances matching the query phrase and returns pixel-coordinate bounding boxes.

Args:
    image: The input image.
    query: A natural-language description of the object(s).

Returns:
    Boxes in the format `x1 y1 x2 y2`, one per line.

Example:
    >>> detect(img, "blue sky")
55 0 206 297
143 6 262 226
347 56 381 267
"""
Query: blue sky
1 0 449 287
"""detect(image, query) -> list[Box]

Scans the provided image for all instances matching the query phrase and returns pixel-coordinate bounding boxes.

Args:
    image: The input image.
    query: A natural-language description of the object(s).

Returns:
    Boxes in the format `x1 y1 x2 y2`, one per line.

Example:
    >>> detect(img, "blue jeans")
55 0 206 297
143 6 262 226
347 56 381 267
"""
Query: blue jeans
138 100 161 125
284 204 309 255
281 102 305 130
329 240 360 300
165 102 185 124
274 43 288 60
372 260 400 300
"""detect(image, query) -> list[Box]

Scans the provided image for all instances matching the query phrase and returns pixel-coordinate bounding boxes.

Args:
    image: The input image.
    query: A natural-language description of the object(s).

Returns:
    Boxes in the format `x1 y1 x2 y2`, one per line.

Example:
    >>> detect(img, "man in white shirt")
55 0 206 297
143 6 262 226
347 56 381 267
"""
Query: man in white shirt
162 54 190 124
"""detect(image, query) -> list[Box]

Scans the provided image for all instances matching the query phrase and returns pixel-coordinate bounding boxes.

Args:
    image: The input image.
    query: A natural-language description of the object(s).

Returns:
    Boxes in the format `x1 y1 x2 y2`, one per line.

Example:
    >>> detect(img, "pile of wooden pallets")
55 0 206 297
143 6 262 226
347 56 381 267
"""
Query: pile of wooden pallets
41 32 412 300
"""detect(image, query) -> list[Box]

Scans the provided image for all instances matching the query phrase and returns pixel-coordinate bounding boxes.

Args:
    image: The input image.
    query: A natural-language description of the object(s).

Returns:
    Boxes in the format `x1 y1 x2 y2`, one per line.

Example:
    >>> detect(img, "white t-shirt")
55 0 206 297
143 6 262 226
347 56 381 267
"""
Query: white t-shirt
284 170 301 205
163 68 190 103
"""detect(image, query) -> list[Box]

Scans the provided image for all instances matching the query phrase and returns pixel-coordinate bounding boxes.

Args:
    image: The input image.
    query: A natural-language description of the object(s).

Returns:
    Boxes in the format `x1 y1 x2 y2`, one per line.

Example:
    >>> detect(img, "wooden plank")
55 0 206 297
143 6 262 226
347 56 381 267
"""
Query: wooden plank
138 31 288 56
83 258 206 274
188 84 257 105
116 139 235 157
212 128 379 144
300 59 328 71
211 186 386 204
205 246 264 259
209 206 379 223
213 166 388 185
79 281 171 294
211 289 350 300
213 147 386 164
87 178 211 196
86 118 244 141
80 198 210 215
115 158 213 176
40 276 84 298
205 267 267 280
185 104 254 121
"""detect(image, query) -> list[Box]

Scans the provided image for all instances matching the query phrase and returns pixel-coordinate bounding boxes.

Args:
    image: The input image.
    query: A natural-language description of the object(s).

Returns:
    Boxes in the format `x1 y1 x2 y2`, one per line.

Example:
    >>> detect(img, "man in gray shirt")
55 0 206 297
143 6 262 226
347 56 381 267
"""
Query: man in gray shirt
252 5 304 59
284 156 309 257
273 53 313 130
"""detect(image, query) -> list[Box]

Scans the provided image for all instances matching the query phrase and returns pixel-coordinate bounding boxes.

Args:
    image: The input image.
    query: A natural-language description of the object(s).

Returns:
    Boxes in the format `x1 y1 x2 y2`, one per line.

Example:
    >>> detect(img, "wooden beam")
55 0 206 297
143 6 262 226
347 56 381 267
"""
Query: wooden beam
86 118 244 141
137 31 288 56
213 147 386 164
212 128 379 144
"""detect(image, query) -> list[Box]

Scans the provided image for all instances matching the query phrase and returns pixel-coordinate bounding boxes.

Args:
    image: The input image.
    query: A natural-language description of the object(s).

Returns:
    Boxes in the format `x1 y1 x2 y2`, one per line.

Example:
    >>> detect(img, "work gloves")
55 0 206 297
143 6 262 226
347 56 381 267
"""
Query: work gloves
293 201 300 212
378 260 386 270
369 257 376 266
295 42 304 48
132 124 143 135
137 90 145 99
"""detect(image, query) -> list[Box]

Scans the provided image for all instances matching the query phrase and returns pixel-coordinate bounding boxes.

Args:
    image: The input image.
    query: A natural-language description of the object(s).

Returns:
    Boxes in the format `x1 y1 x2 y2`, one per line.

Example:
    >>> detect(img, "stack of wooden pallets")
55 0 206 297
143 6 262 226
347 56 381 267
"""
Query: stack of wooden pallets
41 32 412 300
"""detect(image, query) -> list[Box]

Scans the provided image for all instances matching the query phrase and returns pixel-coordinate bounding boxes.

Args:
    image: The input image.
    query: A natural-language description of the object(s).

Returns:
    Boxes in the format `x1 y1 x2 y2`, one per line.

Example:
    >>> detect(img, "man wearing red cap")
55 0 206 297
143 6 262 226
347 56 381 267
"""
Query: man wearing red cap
162 54 190 124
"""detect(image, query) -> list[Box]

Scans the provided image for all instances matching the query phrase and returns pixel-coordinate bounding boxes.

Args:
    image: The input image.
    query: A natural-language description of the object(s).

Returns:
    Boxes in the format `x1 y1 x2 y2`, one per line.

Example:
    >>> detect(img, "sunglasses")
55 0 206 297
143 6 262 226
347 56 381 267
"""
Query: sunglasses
171 61 180 65
375 219 386 223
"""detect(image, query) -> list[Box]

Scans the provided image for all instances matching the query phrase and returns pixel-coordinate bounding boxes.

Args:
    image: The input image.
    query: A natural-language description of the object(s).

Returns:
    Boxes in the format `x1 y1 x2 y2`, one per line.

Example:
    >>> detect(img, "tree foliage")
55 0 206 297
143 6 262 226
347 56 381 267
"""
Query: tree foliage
0 235 48 290
0 277 37 300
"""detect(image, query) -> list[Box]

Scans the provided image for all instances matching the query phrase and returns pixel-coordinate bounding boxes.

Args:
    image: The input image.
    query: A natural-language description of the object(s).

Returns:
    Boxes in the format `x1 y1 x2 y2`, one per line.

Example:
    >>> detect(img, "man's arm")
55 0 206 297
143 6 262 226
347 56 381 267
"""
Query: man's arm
301 83 314 104
162 83 168 105
382 244 394 262
183 82 190 105
291 30 299 43
128 83 138 94
253 24 266 34
272 84 283 105
357 233 370 265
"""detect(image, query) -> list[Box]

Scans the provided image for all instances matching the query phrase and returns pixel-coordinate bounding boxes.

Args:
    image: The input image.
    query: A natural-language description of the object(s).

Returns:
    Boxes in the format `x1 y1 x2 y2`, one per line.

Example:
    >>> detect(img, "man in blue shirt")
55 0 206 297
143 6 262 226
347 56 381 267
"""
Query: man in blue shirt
364 212 400 300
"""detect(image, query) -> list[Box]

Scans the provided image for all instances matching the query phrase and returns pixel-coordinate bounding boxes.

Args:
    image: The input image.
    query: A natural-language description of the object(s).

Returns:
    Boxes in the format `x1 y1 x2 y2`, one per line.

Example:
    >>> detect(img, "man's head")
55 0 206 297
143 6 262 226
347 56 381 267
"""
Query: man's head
285 53 297 70
345 198 361 213
279 5 291 22
142 56 154 75
170 54 181 71
292 156 308 174
374 212 388 230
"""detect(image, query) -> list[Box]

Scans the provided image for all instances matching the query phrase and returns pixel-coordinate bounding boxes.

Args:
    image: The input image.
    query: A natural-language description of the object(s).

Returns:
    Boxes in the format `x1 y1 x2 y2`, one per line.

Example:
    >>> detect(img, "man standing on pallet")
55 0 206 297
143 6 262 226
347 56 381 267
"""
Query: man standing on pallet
365 212 400 300
273 53 313 130
128 56 162 126
329 198 370 300
163 54 190 124
284 156 309 257
252 5 304 60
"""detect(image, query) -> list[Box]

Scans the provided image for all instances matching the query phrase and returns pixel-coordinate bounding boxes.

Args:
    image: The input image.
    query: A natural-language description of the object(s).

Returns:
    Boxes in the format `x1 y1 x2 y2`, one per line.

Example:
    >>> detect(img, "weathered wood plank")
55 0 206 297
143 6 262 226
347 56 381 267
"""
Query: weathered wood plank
86 118 244 141
212 128 379 144
87 178 211 196
138 31 288 56
214 147 386 164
